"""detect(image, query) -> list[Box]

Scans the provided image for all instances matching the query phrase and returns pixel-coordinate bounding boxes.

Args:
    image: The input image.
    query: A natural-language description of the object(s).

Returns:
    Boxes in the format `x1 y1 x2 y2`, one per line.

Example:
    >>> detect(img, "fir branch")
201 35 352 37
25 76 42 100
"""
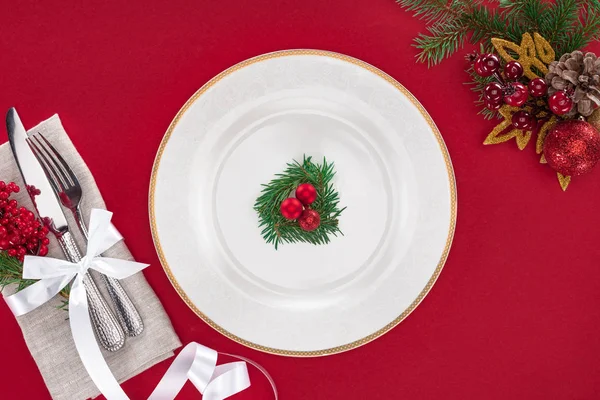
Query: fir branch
0 251 69 303
498 0 549 31
539 0 579 48
254 156 346 249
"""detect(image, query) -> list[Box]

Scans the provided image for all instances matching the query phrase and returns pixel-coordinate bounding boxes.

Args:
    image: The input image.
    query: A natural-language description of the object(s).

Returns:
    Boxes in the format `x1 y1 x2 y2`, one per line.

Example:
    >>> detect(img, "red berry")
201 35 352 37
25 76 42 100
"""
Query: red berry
17 246 26 257
9 183 20 193
484 82 504 102
8 200 17 209
26 241 37 251
0 181 5 191
23 211 34 221
511 111 536 130
298 209 321 231
484 98 503 111
0 218 8 226
504 82 529 107
280 198 304 220
9 234 21 245
7 248 17 257
41 237 50 246
39 245 48 257
548 91 573 115
528 78 548 97
504 61 524 80
0 192 8 200
0 226 6 238
295 183 318 206
0 239 9 250
474 54 500 77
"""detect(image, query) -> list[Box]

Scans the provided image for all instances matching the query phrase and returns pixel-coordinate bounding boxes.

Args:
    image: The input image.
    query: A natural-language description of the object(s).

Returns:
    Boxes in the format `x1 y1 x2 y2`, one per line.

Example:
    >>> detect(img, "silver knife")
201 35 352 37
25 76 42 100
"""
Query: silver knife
6 108 125 352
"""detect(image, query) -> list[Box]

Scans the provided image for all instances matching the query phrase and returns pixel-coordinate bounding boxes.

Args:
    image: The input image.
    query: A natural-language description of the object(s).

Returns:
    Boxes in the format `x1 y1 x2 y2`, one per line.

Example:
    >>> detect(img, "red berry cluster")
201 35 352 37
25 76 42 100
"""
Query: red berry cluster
0 181 50 261
473 53 573 130
279 183 321 231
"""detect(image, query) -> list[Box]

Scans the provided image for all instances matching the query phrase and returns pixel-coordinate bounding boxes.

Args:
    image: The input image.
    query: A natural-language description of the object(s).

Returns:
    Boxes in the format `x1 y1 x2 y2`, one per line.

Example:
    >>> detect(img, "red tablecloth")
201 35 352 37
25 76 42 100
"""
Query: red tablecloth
2 1 600 399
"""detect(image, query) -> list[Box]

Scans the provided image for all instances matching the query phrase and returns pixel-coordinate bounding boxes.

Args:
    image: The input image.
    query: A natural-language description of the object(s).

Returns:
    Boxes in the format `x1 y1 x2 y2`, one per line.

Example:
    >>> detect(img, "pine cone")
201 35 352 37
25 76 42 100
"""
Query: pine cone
546 51 600 117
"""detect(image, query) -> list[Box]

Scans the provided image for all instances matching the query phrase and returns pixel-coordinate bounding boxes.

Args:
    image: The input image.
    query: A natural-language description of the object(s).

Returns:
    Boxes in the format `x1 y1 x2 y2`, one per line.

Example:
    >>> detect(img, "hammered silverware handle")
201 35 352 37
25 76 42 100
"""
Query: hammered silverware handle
58 231 126 352
76 206 144 336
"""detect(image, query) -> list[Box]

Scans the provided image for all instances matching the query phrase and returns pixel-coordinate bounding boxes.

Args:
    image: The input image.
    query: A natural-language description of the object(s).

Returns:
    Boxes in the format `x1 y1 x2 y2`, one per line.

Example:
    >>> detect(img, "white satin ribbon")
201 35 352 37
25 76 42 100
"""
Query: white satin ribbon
4 209 272 400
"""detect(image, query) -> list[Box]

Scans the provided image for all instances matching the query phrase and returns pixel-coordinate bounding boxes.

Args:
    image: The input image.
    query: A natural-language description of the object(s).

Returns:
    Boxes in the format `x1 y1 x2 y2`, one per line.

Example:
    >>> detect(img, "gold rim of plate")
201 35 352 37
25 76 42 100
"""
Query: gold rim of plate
149 49 458 357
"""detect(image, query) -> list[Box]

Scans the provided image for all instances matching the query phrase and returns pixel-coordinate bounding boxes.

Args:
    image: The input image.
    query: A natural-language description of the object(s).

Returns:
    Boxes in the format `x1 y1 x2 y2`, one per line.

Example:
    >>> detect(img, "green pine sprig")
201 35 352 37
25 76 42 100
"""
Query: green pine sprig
0 251 70 305
254 156 346 250
396 0 600 67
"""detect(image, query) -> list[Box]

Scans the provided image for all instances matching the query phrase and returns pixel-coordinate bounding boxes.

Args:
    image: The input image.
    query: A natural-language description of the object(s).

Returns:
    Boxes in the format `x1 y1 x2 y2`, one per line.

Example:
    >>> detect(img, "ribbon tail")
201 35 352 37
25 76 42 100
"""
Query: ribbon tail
203 362 250 400
4 274 74 316
86 209 124 256
91 258 150 280
148 342 218 400
69 275 129 400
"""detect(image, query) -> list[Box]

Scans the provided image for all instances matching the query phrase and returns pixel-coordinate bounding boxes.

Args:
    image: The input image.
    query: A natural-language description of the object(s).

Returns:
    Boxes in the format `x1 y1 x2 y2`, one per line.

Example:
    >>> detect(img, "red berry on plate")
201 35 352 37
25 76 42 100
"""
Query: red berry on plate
295 183 317 205
528 78 548 97
484 82 504 102
504 82 529 107
298 209 321 231
280 198 303 220
548 91 573 115
511 110 536 130
504 61 524 80
39 245 48 257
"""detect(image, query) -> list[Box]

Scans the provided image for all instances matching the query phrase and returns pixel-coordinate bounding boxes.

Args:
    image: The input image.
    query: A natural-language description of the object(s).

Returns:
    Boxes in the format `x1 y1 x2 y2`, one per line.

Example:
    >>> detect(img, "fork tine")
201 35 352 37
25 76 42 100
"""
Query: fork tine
27 135 67 192
37 133 80 188
32 135 73 188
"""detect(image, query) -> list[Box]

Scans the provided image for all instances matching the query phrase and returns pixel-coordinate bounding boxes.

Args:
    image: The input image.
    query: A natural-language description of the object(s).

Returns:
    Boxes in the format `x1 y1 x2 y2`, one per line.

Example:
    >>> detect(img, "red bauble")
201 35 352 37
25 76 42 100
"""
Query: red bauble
280 198 303 220
548 91 573 115
504 82 528 106
504 61 524 79
543 120 600 176
295 183 317 205
298 209 320 231
528 78 548 97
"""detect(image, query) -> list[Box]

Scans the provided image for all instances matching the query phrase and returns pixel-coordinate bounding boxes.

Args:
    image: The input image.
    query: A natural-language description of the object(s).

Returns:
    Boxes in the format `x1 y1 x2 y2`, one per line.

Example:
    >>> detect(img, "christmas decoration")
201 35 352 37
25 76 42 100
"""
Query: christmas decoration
280 198 303 220
298 209 321 232
543 120 600 176
254 156 345 249
398 1 600 190
295 183 317 205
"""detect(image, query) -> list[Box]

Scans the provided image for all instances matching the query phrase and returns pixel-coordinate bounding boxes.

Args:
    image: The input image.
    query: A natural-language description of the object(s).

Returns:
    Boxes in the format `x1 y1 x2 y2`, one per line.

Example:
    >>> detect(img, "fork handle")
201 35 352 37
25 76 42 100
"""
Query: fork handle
76 207 144 337
58 232 126 352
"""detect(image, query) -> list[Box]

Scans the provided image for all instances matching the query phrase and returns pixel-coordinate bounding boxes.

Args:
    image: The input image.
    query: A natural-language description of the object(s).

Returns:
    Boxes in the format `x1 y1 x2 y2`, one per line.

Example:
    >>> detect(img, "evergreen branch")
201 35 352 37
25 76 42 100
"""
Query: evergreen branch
539 0 578 46
498 0 549 31
0 251 70 303
254 156 345 249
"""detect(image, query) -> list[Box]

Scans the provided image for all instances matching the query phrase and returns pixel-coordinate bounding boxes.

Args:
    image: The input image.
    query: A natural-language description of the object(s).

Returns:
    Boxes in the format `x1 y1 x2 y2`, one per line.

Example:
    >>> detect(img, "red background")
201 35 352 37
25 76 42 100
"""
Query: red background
1 0 600 399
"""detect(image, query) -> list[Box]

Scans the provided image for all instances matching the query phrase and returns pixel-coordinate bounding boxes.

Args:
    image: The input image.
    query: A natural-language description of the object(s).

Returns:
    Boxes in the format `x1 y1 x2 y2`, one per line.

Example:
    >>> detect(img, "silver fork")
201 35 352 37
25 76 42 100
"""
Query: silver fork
28 133 144 337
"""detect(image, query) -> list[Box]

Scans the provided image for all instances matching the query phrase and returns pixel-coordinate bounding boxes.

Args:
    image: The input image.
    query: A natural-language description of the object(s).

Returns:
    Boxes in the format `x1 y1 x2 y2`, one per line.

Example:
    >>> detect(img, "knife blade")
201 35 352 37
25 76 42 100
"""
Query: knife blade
6 108 69 234
6 107 125 352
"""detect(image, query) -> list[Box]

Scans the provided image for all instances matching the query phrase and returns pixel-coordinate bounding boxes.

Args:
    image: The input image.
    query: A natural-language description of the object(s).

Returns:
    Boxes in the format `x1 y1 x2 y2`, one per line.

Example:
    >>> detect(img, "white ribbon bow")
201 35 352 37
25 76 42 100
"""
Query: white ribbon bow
4 209 271 400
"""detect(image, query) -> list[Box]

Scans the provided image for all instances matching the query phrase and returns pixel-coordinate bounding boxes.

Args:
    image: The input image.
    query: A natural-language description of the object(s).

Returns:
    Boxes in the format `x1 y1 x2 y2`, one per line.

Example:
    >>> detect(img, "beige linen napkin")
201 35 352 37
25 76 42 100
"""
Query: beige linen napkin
1 115 181 400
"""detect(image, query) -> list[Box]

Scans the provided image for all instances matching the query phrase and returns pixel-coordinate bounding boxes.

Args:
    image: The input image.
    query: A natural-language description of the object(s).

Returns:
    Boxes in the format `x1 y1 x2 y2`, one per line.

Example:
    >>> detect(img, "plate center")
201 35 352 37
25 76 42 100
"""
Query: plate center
215 111 390 294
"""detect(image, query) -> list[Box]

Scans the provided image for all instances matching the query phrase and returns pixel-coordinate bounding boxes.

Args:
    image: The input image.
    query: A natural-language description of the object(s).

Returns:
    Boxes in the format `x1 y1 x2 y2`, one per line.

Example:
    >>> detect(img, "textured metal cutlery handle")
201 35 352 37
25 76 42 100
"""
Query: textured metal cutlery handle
58 231 126 352
77 207 144 337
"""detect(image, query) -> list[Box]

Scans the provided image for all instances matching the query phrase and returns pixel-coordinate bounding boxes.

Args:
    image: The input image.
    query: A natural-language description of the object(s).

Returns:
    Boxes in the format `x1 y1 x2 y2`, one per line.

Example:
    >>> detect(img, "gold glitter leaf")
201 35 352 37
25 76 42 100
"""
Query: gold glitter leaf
484 105 532 149
491 33 555 79
557 173 571 191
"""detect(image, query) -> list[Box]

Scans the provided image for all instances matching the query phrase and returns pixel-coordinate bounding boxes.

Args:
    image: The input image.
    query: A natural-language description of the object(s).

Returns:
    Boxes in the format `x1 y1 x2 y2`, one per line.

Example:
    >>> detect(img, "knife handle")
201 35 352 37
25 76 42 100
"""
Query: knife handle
58 231 126 352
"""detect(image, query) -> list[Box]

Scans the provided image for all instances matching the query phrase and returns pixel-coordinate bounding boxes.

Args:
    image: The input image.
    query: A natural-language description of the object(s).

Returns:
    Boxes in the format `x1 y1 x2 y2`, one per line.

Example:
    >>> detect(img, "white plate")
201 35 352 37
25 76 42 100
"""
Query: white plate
150 50 456 356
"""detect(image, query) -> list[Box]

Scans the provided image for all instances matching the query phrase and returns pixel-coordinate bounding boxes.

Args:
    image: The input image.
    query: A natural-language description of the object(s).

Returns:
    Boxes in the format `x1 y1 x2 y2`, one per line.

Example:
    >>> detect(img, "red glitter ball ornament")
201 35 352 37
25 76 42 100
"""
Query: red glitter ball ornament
298 209 320 231
295 183 317 205
280 198 303 220
543 120 600 176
